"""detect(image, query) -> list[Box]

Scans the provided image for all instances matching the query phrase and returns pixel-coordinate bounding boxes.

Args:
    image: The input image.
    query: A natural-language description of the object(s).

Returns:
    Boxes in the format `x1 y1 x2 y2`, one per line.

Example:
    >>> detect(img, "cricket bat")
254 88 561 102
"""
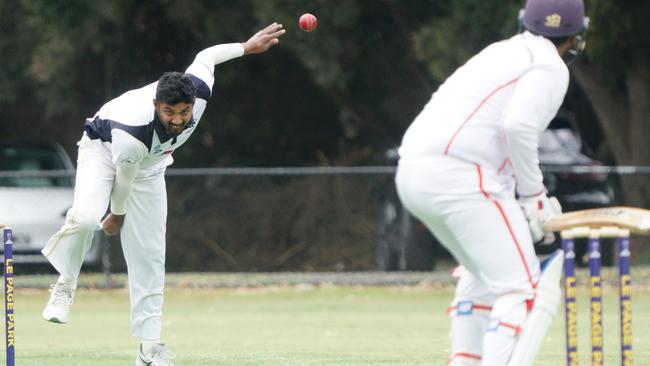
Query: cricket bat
543 206 650 235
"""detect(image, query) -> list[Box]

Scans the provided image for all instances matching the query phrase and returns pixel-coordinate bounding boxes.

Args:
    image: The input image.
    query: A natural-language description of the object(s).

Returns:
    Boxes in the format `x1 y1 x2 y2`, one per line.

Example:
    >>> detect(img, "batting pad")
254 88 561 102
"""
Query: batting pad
507 249 563 366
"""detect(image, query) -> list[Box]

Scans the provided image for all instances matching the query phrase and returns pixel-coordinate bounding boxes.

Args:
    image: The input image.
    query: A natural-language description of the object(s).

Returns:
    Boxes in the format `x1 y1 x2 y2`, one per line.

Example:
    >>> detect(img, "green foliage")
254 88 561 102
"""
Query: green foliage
584 0 650 89
1 0 648 166
0 1 36 104
247 1 441 153
413 0 521 82
20 1 124 116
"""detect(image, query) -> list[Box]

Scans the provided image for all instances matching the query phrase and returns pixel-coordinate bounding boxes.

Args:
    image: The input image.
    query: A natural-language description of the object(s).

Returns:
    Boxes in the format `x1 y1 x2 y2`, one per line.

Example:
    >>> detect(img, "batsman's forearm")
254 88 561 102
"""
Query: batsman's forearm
110 165 139 215
504 124 545 197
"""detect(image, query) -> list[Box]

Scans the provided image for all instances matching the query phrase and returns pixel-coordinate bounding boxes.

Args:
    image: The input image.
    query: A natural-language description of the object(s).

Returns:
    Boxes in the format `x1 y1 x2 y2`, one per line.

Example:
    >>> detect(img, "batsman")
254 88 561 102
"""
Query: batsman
396 0 589 365
40 23 285 366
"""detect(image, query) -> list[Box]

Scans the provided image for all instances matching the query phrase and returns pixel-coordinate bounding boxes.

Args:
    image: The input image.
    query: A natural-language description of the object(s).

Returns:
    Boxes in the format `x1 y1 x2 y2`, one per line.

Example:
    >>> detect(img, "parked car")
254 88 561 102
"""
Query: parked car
377 114 614 271
537 114 613 212
0 141 105 269
536 114 614 264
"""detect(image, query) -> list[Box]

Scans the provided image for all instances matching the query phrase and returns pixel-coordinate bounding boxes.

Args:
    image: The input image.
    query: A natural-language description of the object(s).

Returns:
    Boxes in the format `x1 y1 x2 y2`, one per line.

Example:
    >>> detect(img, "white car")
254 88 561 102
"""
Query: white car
0 142 104 268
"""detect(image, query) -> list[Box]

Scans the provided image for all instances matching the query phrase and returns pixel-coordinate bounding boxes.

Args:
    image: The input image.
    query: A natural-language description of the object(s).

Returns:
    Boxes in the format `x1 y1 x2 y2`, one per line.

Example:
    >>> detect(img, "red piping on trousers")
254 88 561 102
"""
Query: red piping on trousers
526 298 535 314
447 352 482 365
476 164 536 290
444 78 520 155
498 321 523 336
493 199 536 289
446 304 493 314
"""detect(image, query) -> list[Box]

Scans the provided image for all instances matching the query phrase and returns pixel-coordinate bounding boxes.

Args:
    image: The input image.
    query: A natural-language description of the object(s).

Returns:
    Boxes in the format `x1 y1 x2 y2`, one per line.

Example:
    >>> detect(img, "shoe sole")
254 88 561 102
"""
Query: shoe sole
43 315 67 324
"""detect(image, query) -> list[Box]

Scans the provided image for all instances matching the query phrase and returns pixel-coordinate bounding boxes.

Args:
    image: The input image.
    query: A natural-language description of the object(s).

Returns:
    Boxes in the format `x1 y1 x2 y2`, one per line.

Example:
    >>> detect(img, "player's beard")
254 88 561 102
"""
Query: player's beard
166 123 185 136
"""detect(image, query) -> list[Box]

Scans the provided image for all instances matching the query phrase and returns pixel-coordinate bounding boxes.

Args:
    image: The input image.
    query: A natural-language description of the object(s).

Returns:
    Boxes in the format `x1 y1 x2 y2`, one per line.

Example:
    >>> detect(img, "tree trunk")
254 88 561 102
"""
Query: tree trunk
573 65 630 162
574 64 650 208
626 67 650 165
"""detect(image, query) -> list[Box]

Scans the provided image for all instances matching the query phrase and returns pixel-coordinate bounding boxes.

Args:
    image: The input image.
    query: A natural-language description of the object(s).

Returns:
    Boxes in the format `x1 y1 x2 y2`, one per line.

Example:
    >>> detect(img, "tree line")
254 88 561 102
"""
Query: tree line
1 0 648 205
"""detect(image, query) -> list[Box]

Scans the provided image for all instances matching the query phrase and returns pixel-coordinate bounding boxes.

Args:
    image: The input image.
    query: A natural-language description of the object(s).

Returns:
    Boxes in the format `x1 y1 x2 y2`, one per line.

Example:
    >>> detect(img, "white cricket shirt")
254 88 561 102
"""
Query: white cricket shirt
83 43 245 214
399 32 569 197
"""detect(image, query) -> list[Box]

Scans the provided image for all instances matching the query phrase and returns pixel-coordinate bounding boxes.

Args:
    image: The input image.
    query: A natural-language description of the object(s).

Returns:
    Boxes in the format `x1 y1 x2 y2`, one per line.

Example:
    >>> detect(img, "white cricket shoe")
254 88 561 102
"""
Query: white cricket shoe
42 282 75 323
136 343 175 366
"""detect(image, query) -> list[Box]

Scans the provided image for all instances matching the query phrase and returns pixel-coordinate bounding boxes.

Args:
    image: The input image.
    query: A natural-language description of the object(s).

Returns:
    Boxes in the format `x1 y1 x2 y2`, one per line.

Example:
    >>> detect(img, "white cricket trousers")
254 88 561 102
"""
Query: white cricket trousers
42 133 167 340
395 156 540 366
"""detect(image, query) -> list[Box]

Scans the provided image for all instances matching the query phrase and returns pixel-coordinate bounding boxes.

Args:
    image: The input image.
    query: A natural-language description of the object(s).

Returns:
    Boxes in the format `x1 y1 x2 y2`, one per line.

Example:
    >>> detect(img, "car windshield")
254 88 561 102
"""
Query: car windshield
0 145 73 188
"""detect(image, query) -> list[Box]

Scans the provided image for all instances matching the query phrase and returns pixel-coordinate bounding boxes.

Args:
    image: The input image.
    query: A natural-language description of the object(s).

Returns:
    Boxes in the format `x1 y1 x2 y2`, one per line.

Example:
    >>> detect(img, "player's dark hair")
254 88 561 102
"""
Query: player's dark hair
527 30 571 45
545 35 572 46
155 72 196 105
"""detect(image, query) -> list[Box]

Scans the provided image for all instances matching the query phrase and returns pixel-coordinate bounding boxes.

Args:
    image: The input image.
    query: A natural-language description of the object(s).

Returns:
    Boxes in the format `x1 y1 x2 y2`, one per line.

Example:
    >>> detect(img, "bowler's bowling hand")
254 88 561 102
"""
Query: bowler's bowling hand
101 213 125 236
243 22 285 55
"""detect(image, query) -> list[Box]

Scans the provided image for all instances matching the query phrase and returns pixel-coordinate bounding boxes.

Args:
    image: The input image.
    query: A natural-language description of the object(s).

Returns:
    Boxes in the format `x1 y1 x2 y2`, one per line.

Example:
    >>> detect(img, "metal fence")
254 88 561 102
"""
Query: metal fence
1 165 649 273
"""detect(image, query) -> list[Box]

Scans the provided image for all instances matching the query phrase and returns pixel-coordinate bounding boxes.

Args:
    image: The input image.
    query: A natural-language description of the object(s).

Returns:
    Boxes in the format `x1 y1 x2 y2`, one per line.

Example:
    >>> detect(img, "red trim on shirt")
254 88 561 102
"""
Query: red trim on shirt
476 165 490 199
444 78 520 155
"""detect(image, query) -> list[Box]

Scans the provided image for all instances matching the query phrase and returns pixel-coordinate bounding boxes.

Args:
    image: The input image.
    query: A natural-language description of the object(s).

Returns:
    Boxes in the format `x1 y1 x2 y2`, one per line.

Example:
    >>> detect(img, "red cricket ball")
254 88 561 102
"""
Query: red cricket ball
299 13 317 32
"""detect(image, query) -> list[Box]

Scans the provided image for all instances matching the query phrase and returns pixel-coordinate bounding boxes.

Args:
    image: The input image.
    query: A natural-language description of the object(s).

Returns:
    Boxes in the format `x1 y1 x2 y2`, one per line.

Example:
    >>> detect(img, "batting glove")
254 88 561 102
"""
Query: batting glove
518 193 562 243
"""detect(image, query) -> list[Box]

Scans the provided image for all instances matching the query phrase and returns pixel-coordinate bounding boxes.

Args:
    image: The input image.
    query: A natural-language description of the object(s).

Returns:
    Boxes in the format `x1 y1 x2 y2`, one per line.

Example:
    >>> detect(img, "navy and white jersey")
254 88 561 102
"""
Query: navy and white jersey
84 74 209 171
82 43 244 172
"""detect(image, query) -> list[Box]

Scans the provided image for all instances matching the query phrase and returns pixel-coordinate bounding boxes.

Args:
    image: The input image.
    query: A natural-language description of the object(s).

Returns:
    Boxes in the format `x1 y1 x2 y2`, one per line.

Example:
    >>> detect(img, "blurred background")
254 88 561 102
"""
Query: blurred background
0 0 648 273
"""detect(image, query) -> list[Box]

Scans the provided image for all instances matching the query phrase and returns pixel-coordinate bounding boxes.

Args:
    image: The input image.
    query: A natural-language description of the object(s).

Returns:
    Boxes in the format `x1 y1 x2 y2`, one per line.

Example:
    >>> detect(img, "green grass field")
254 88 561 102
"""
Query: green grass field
4 275 650 365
